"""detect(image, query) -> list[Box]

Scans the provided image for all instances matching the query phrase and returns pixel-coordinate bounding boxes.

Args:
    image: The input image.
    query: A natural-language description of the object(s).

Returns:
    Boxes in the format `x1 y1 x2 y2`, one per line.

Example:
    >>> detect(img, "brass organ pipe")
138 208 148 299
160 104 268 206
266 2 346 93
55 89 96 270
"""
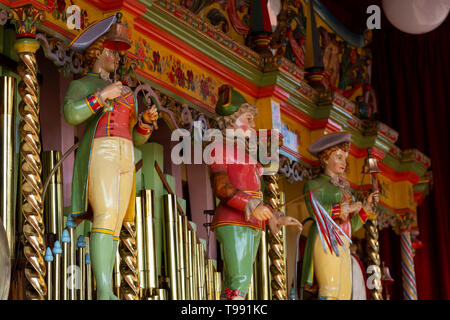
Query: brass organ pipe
247 272 254 300
172 196 182 300
162 194 178 300
61 229 70 300
197 243 205 300
184 226 195 300
142 190 157 296
135 196 145 297
52 241 62 300
177 215 186 300
0 76 17 262
206 260 214 300
66 215 77 300
42 151 63 239
190 231 198 300
85 253 92 300
44 248 53 300
77 236 86 300
213 272 221 300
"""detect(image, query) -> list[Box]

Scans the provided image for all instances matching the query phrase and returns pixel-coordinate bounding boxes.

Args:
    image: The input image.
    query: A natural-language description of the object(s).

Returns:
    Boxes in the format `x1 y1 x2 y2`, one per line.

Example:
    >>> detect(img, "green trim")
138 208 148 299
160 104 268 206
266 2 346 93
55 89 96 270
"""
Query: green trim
142 5 263 84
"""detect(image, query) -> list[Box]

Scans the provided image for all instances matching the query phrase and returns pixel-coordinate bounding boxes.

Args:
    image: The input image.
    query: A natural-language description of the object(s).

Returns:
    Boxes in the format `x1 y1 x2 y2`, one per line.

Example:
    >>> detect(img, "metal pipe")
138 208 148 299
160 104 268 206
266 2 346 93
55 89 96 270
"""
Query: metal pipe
66 215 77 300
135 195 145 297
214 272 221 300
85 253 92 300
177 214 186 300
198 243 206 300
162 194 178 300
206 259 214 300
61 229 70 300
42 151 64 240
183 215 192 300
44 248 53 300
52 240 62 300
190 231 198 300
142 190 158 297
77 236 86 300
0 76 17 263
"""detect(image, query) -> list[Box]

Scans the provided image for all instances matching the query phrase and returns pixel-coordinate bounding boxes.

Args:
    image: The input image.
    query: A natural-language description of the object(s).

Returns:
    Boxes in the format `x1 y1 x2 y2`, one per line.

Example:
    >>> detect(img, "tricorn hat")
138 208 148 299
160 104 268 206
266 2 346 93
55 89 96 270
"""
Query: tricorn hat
69 15 117 53
215 85 248 116
308 132 351 157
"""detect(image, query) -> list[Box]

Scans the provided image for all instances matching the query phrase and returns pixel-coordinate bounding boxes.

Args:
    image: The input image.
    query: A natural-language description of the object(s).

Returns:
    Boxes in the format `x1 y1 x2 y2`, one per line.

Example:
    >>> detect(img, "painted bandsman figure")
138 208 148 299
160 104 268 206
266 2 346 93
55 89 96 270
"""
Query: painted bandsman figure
209 85 302 300
62 15 158 300
300 132 379 300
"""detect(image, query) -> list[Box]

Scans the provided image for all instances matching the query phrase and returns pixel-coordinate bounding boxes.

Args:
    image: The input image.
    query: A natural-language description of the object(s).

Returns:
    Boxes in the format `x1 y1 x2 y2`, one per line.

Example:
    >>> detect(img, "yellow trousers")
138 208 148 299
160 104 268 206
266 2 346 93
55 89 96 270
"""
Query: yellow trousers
313 234 352 300
88 137 135 238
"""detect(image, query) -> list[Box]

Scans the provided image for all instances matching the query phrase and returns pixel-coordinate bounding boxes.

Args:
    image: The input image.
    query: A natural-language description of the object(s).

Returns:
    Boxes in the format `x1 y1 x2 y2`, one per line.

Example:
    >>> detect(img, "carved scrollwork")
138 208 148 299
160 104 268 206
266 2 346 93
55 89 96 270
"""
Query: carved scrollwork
279 155 313 183
36 33 83 76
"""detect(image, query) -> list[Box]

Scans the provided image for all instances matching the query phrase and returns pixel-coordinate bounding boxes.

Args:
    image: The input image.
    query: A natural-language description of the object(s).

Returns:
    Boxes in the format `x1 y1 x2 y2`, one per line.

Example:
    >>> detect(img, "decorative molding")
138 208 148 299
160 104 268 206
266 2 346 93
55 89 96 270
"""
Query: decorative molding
153 0 263 68
279 155 313 184
36 33 84 75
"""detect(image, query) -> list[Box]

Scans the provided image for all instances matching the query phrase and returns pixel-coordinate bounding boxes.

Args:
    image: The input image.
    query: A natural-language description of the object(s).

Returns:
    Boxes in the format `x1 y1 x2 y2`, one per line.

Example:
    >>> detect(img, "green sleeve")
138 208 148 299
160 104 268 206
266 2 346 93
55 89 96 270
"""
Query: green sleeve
350 214 364 233
303 179 323 220
62 80 99 126
132 123 152 146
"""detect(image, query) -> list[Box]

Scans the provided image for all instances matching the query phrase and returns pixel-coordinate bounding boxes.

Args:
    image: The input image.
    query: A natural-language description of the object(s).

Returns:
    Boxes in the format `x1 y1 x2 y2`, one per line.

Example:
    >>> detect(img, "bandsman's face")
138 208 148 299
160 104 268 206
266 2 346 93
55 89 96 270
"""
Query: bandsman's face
98 48 120 73
325 149 348 176
234 111 256 134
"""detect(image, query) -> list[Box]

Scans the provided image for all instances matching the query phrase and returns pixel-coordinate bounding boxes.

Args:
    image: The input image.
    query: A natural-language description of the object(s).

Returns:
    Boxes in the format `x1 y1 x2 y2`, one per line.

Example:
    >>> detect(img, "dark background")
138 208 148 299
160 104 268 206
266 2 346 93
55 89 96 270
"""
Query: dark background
320 0 450 299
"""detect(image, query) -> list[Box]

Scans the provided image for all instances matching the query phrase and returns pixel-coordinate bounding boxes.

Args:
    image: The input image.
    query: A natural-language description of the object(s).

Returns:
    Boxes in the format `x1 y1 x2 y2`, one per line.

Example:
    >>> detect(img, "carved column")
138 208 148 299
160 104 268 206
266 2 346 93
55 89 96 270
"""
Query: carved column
400 229 418 300
364 217 383 300
263 174 287 300
12 5 46 300
120 221 139 300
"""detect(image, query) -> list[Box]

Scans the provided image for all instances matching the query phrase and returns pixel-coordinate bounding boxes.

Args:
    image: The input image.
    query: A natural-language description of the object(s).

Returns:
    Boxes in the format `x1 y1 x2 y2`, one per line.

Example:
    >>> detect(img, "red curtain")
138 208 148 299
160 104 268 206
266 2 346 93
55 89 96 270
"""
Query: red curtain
371 17 450 299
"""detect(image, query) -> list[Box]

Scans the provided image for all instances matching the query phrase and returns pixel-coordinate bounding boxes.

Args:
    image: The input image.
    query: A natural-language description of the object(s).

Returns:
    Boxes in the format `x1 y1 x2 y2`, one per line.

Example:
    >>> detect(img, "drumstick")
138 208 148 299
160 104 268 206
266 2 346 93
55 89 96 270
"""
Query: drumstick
274 186 321 210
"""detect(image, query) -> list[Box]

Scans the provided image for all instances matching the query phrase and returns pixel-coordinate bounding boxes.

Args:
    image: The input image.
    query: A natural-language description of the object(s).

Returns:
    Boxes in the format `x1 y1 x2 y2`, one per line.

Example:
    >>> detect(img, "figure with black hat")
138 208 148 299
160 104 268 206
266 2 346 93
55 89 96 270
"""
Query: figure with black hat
300 132 379 300
209 85 303 300
62 13 158 300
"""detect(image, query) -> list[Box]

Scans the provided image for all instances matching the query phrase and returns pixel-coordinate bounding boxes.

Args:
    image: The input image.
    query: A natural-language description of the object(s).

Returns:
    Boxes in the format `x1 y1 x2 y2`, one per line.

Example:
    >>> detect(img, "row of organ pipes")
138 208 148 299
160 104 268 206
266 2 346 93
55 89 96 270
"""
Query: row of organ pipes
1 74 287 299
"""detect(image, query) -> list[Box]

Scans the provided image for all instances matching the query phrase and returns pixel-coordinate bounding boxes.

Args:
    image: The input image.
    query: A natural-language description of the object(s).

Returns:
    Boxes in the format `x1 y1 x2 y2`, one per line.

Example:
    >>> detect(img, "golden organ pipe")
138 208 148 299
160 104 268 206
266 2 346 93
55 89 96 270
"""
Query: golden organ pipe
257 230 270 300
61 229 70 300
191 231 198 300
197 242 205 300
44 248 53 300
135 196 145 296
177 215 186 300
206 259 214 300
52 241 62 300
186 224 194 300
85 252 92 300
214 272 221 300
0 76 17 262
162 194 178 300
77 236 86 300
42 151 63 239
142 190 158 296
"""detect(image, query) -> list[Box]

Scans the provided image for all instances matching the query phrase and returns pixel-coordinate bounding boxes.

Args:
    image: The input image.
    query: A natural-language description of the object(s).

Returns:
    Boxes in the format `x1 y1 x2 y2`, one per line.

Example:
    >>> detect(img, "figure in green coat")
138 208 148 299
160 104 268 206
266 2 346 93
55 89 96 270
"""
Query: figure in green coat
62 15 158 300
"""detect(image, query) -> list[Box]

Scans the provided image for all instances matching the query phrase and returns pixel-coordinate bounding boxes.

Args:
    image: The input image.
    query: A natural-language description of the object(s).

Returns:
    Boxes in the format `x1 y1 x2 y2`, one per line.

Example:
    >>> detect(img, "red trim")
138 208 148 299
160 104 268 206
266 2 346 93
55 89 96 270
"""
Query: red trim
348 145 386 160
84 0 146 17
358 208 369 223
41 20 76 39
378 161 420 185
136 122 152 136
3 0 46 10
257 85 290 101
133 17 259 98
